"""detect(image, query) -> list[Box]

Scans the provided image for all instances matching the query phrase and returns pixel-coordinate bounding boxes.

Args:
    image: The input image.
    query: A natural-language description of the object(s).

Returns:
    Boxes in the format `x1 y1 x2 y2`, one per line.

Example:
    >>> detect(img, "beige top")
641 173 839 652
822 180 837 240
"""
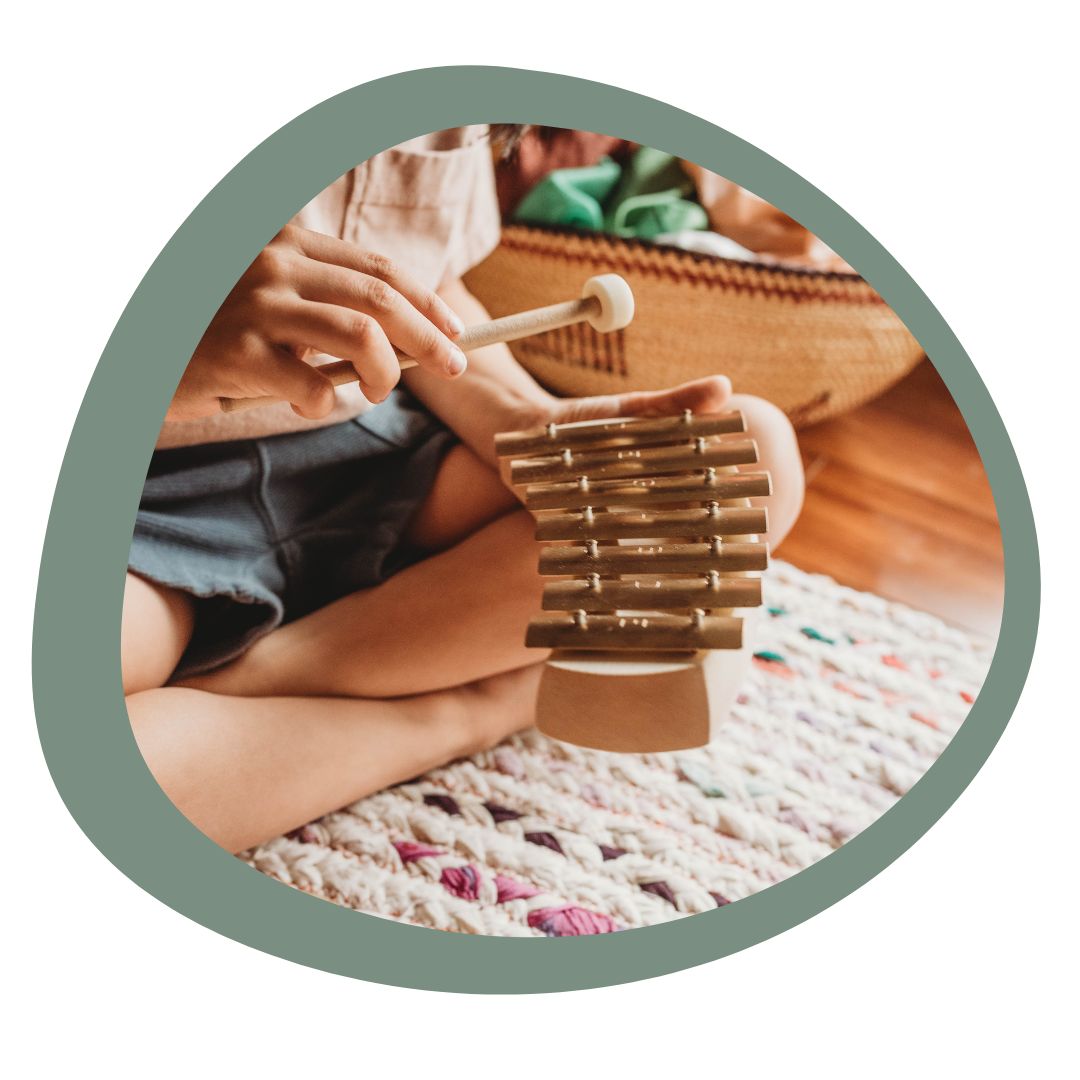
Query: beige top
158 126 501 449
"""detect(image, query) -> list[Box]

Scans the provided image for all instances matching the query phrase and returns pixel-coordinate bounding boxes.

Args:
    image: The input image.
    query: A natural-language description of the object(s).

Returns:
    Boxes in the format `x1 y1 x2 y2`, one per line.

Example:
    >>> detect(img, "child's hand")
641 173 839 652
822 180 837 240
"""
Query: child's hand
539 375 734 430
168 225 468 421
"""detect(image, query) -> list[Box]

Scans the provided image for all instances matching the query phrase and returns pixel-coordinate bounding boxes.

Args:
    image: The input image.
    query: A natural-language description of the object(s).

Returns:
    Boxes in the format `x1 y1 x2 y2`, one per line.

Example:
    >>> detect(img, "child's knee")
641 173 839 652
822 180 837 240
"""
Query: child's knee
407 444 517 551
122 573 195 695
730 394 805 544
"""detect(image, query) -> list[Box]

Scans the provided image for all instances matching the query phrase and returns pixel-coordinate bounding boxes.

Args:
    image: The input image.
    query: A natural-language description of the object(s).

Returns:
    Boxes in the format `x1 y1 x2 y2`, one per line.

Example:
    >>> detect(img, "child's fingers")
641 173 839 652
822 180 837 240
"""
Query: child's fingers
548 375 733 429
292 230 465 340
259 347 338 419
277 302 402 403
295 264 467 378
617 376 733 417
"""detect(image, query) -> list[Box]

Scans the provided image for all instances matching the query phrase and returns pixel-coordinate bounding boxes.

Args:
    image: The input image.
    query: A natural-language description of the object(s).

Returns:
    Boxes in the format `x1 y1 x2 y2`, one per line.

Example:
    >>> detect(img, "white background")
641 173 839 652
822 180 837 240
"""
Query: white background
4 3 1076 1075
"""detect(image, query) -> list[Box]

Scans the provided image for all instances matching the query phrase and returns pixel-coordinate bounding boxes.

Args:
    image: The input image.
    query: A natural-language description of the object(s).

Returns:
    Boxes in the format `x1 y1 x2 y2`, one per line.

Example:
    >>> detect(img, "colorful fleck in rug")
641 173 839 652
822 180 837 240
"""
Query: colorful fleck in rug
243 561 992 936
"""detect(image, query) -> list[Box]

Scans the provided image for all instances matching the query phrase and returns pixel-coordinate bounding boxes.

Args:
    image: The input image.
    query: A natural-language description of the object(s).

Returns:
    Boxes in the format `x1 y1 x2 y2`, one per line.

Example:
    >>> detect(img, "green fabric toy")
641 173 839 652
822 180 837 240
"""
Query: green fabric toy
512 147 708 240
512 157 621 232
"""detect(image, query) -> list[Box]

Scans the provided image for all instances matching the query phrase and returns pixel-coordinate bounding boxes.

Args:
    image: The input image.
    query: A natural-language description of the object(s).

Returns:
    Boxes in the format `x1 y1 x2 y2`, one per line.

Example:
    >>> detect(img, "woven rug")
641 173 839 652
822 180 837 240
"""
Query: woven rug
243 561 991 936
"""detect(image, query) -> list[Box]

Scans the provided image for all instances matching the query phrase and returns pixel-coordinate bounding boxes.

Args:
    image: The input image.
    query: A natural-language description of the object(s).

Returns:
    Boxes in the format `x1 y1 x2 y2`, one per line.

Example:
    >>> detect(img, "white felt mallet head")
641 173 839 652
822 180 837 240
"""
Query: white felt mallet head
581 273 635 333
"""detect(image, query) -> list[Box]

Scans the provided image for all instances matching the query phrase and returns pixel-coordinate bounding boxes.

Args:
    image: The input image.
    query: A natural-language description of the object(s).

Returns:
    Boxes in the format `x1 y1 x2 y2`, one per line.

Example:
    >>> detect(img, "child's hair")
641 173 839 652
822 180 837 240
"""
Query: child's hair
488 124 532 158
488 124 563 159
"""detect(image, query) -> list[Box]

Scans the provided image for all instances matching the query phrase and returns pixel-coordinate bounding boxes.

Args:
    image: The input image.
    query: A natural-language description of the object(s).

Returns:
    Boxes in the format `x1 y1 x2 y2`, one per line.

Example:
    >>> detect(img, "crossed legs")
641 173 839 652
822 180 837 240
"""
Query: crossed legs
123 393 803 853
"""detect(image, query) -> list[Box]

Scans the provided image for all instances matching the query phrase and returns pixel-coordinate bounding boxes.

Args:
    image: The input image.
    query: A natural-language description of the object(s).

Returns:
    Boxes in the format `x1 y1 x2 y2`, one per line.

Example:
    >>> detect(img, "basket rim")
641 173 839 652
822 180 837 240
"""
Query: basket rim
501 222 864 284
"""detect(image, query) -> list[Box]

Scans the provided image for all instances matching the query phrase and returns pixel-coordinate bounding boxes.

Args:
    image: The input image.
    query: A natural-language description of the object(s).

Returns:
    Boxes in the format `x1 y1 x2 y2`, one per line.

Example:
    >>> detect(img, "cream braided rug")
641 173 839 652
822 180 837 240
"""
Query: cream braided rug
244 561 991 936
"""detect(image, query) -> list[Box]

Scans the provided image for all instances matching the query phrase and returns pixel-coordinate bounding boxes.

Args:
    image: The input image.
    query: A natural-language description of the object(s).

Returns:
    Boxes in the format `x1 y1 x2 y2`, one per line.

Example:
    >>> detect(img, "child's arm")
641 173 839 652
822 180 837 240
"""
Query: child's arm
402 277 555 467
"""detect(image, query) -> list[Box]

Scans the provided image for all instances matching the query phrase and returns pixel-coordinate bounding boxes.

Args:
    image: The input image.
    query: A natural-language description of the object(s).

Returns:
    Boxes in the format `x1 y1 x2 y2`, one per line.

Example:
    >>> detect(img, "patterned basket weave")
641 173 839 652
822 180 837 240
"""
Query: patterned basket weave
244 562 989 936
464 226 925 427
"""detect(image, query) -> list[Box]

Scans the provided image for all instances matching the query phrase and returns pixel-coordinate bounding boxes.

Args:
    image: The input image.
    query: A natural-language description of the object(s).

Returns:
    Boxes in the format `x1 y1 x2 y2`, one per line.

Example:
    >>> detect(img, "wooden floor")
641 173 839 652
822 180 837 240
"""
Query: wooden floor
780 360 1004 640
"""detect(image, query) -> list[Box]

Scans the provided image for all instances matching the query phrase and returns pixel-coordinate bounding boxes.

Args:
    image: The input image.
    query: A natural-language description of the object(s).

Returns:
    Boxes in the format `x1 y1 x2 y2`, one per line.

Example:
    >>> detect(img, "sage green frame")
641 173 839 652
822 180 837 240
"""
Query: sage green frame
32 67 1038 993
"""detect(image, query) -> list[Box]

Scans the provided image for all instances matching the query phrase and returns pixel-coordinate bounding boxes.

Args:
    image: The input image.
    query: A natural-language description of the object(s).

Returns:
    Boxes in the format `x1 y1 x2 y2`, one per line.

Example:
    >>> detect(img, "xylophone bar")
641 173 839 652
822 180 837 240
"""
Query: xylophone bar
535 505 767 541
541 575 762 612
539 540 769 576
526 612 743 651
510 438 760 485
495 411 746 457
523 470 772 511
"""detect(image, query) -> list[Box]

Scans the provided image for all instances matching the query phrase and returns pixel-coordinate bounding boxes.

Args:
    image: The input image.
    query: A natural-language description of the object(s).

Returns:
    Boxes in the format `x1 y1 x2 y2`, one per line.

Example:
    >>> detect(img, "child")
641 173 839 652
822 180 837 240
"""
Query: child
123 125 804 853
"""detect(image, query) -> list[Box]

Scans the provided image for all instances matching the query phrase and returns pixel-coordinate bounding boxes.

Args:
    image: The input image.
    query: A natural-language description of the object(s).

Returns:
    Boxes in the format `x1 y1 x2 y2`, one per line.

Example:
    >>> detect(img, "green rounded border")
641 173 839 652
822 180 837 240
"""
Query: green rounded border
32 67 1038 993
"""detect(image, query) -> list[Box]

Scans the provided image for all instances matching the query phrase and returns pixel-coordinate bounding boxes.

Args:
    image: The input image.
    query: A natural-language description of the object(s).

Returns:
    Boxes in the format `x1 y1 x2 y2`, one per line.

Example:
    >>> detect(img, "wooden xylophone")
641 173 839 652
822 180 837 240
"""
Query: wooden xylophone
496 409 771 752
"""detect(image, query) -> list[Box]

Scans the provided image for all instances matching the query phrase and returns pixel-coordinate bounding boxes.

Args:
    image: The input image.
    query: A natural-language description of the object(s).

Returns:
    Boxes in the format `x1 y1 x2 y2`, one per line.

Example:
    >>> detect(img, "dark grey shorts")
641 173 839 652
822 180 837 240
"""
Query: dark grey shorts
129 389 456 679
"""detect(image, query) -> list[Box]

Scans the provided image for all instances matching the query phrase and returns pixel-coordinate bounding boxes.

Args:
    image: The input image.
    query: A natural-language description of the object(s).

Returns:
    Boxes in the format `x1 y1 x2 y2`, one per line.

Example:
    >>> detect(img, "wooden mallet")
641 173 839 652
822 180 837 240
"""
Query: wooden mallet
218 273 635 413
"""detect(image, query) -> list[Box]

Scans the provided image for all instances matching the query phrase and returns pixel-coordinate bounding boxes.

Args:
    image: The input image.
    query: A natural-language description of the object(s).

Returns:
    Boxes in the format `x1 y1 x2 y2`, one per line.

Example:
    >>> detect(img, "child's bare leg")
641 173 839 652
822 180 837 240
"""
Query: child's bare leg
127 664 541 853
185 505 544 699
404 442 517 550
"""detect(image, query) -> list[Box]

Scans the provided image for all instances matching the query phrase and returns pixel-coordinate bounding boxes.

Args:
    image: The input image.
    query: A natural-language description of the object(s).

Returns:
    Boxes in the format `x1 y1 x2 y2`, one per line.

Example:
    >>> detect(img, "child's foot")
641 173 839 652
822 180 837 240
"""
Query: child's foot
454 662 543 756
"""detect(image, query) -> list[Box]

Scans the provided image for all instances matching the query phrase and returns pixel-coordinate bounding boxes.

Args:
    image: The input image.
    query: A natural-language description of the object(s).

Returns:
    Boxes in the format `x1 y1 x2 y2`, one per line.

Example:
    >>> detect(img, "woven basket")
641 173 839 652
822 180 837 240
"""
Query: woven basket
464 225 925 427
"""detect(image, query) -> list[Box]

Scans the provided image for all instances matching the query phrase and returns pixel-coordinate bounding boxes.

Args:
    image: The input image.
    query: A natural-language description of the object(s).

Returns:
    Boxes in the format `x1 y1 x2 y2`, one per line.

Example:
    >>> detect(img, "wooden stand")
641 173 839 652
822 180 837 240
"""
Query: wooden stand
536 644 755 753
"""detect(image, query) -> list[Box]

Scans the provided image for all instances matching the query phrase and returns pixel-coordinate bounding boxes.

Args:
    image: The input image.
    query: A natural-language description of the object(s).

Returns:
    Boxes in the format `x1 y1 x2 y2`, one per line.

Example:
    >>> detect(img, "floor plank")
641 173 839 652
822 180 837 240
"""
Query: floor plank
780 360 1004 640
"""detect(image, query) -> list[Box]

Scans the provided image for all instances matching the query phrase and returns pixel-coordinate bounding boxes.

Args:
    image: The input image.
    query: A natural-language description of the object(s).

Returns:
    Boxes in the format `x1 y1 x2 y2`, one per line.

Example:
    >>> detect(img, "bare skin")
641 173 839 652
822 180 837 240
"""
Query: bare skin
127 666 542 854
125 273 805 855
